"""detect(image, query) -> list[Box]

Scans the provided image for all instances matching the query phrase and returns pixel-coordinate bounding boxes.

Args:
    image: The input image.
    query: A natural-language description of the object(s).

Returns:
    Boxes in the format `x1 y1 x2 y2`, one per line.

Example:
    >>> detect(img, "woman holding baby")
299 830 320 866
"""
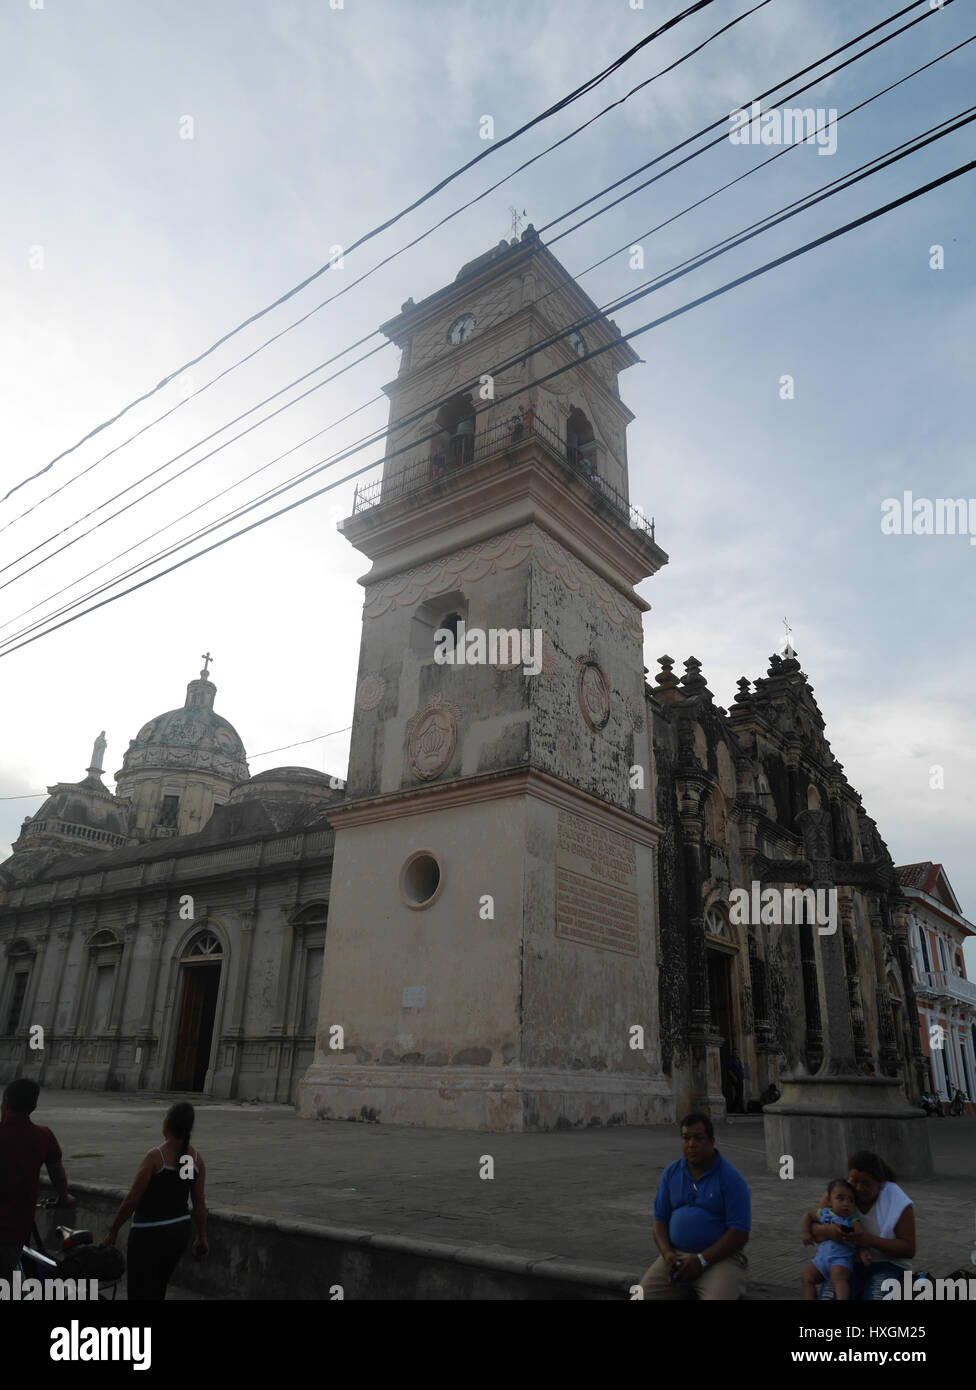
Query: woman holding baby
803 1149 915 1301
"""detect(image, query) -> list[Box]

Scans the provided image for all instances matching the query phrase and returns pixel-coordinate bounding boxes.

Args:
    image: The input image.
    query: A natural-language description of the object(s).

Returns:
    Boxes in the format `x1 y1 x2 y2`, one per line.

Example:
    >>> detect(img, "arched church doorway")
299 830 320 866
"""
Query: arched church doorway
170 931 222 1092
705 907 740 1112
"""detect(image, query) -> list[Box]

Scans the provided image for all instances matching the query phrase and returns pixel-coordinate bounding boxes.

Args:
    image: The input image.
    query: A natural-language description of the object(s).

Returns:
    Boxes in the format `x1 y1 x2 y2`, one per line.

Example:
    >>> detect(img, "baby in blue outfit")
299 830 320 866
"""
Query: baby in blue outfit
801 1179 863 1300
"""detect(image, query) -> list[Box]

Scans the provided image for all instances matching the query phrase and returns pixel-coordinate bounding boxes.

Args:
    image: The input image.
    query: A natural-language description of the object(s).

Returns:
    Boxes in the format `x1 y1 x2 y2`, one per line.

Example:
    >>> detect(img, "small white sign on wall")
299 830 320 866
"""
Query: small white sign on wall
402 986 426 1008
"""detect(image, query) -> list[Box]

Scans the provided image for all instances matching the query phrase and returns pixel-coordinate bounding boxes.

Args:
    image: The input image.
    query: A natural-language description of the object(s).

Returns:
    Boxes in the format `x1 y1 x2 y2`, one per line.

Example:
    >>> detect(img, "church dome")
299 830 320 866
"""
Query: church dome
9 733 129 863
30 777 130 844
117 662 248 784
229 766 339 807
241 766 336 790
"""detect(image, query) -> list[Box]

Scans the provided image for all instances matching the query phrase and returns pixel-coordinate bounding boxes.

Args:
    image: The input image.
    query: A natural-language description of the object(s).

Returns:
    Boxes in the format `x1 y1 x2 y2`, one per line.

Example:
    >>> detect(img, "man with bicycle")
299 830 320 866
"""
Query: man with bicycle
0 1077 74 1282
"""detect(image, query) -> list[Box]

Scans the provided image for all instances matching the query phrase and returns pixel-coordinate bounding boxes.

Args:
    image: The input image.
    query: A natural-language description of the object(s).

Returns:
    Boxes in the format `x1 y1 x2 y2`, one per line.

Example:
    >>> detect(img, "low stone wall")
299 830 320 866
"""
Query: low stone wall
37 1183 633 1300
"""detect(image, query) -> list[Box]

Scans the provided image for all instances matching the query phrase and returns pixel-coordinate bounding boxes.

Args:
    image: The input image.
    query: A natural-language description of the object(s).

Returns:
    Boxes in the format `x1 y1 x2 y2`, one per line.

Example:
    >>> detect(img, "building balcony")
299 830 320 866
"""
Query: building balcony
916 970 976 1007
348 411 654 540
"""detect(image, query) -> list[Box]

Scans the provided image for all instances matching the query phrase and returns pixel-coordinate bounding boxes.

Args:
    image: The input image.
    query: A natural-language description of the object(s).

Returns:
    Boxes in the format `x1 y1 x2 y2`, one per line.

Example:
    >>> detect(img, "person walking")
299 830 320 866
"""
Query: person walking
727 1054 745 1113
0 1078 74 1283
104 1100 207 1300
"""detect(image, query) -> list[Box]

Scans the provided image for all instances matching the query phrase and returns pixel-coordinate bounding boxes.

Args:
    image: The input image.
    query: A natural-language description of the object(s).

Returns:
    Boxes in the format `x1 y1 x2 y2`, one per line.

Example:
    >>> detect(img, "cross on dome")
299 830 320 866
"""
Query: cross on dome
200 651 214 679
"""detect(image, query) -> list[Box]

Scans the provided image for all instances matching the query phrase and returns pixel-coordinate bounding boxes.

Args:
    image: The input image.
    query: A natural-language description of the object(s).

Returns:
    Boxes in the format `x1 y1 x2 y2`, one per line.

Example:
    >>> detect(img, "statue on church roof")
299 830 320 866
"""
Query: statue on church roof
88 730 107 779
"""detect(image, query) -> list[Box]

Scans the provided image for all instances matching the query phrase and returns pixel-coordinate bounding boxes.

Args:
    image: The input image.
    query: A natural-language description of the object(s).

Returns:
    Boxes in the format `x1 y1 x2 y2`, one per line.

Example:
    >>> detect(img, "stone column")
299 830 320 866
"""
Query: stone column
271 903 298 1036
66 925 97 1089
798 809 856 1075
22 926 50 1068
43 927 74 1084
66 924 95 1036
270 903 299 1098
839 899 869 1064
109 925 136 1033
227 909 256 1098
891 905 926 1100
106 924 137 1087
869 906 899 1077
137 919 166 1089
20 924 48 1018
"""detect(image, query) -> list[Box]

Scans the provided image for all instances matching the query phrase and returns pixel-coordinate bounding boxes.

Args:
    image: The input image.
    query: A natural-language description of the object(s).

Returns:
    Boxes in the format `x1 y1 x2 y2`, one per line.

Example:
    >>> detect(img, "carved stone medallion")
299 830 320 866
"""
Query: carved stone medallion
576 659 610 731
356 673 386 711
406 695 461 780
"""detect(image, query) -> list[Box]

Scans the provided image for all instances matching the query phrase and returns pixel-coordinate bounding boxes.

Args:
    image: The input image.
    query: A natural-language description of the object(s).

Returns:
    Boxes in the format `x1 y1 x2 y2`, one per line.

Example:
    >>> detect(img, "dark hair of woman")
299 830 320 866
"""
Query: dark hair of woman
847 1150 895 1182
166 1101 195 1160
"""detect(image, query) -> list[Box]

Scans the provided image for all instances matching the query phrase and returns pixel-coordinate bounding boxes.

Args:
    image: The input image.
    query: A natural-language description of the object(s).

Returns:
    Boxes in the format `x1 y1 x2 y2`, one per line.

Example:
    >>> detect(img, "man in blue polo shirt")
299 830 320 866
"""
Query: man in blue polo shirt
638 1111 751 1300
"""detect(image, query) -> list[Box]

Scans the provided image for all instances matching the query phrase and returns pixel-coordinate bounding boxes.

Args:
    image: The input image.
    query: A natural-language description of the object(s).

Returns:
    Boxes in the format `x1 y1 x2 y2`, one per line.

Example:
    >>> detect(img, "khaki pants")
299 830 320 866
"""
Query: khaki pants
638 1248 748 1301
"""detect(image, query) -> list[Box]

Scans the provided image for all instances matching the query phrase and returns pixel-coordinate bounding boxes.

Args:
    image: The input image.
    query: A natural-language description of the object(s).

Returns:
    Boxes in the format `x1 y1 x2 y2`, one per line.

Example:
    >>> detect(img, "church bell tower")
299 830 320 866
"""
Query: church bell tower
299 227 672 1130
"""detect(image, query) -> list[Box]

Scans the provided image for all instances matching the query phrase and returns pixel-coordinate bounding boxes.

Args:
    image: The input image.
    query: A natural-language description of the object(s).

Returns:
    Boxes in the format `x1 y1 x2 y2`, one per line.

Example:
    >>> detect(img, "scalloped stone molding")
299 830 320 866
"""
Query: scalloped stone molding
363 524 642 640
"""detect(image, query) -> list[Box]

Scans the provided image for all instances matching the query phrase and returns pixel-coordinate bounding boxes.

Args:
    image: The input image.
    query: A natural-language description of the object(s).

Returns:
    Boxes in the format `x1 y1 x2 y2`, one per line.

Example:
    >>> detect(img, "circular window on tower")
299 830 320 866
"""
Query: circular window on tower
399 849 444 910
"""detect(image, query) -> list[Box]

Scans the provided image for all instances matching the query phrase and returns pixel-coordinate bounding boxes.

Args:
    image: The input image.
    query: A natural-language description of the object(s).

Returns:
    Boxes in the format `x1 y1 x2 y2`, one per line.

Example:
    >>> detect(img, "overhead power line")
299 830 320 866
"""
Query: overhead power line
4 99 972 650
0 0 766 538
543 0 953 241
249 728 353 760
568 26 976 276
2 155 971 661
0 0 725 506
0 0 949 586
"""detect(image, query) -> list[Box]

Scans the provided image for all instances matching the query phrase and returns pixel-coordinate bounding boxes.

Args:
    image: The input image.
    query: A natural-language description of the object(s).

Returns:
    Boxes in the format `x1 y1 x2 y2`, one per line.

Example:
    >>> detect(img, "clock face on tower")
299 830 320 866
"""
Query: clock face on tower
447 313 476 345
569 329 586 357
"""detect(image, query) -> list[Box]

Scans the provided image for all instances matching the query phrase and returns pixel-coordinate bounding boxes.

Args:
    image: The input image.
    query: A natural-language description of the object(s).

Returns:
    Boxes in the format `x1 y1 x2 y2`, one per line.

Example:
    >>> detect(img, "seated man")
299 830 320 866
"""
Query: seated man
637 1112 750 1300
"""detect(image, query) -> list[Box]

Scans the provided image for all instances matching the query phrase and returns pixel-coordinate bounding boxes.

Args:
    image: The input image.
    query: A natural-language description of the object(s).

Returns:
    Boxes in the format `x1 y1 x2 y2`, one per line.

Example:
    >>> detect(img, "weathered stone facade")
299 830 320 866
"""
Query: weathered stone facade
650 647 928 1121
0 233 937 1136
0 667 342 1102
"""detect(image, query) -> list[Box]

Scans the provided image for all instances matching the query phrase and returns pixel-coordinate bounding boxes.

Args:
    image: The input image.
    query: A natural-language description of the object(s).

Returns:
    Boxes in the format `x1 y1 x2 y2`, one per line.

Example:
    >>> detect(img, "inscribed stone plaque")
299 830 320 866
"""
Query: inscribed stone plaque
555 810 639 956
402 986 426 1008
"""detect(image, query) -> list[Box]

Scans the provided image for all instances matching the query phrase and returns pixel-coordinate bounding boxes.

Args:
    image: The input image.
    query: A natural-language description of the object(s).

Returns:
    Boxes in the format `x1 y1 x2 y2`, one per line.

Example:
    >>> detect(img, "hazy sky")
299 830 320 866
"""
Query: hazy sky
1 0 973 966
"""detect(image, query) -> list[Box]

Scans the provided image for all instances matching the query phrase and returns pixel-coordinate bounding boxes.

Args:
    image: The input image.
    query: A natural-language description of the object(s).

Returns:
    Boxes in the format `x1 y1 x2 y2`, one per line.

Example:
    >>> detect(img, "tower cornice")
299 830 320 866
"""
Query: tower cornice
341 439 666 598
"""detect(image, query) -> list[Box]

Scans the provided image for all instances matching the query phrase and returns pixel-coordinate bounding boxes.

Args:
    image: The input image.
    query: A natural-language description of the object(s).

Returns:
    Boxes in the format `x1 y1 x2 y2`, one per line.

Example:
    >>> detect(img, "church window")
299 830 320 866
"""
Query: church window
88 930 120 949
158 794 180 828
705 907 730 941
184 931 222 960
566 407 598 478
400 850 443 909
5 972 29 1035
438 612 463 656
301 947 325 1036
410 590 467 662
433 394 476 471
89 964 116 1035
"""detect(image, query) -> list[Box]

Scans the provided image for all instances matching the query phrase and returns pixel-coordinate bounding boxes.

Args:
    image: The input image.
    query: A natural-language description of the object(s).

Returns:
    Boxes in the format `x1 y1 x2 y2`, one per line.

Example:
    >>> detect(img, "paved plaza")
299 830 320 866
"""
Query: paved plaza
31 1092 974 1299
